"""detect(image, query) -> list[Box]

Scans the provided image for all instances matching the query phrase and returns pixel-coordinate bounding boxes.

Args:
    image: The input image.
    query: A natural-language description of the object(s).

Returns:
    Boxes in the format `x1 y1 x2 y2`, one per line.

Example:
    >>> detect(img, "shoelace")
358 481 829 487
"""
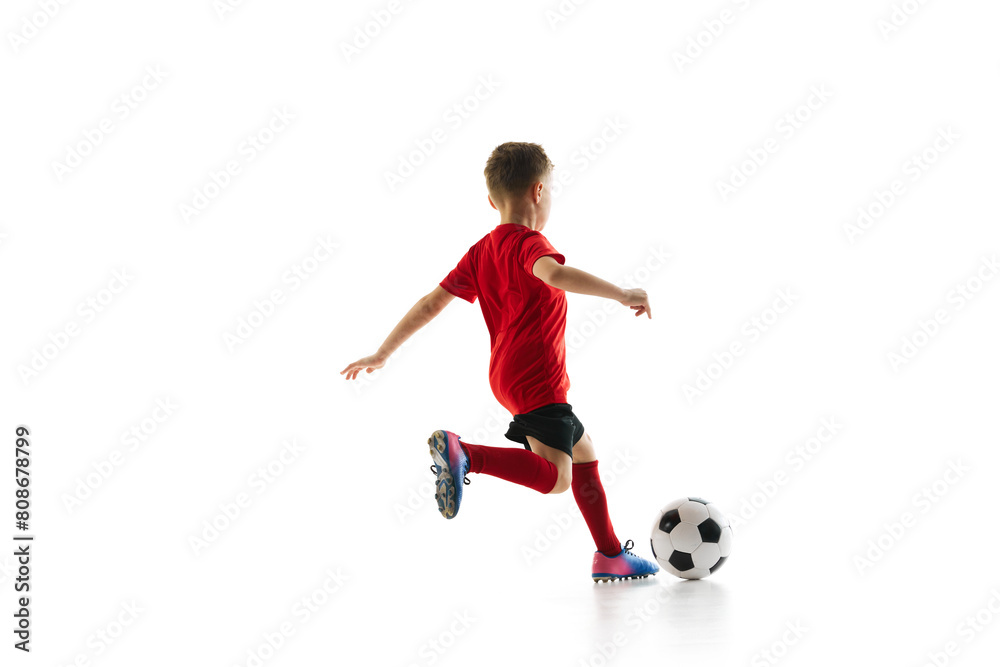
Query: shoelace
621 539 635 555
429 464 470 485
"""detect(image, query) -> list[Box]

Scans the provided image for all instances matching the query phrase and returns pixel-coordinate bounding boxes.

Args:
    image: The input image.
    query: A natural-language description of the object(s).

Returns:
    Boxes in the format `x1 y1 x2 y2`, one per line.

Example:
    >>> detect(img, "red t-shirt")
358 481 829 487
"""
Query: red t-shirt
440 223 570 415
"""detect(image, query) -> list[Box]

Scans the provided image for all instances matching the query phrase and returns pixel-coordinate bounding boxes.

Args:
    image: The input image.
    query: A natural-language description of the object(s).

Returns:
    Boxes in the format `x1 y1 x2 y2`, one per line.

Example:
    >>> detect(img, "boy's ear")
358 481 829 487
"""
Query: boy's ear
487 194 498 211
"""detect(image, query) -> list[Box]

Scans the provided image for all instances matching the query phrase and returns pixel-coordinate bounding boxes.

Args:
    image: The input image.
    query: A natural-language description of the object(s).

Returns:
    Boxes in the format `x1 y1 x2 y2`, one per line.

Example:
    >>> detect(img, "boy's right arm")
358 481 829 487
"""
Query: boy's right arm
340 285 455 380
532 256 651 318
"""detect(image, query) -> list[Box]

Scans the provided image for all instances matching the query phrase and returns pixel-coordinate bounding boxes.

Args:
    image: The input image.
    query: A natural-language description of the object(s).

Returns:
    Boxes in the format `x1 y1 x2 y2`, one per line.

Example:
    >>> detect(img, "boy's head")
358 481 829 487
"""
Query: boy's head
484 142 554 229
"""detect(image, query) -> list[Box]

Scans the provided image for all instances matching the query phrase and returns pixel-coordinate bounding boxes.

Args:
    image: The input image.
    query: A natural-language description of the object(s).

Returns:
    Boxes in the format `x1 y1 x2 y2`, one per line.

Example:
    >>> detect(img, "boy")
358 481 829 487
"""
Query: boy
341 142 658 582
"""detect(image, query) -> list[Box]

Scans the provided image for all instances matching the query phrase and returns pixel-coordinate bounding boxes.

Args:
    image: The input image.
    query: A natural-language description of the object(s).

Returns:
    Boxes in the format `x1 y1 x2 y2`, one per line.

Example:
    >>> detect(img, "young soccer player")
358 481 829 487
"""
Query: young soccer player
342 142 659 582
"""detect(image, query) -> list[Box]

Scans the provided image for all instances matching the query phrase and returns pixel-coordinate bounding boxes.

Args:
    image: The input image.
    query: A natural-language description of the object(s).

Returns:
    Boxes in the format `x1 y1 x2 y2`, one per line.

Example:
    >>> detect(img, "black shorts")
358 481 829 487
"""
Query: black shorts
504 403 585 459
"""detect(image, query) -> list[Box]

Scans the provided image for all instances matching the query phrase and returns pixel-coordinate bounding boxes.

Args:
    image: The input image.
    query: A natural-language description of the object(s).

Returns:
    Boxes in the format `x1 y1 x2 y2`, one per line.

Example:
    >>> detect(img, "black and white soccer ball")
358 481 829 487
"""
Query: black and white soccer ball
650 497 733 579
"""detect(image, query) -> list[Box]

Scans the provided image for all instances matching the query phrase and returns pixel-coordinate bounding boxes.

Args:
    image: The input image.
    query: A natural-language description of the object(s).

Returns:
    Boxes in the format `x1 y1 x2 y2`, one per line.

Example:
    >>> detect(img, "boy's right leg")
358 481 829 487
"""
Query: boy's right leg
428 430 567 519
524 435 573 493
461 435 563 494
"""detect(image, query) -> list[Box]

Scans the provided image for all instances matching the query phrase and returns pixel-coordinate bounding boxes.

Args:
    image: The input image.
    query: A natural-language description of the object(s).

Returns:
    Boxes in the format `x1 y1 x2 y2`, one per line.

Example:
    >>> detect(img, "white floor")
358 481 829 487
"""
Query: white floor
345 469 1000 666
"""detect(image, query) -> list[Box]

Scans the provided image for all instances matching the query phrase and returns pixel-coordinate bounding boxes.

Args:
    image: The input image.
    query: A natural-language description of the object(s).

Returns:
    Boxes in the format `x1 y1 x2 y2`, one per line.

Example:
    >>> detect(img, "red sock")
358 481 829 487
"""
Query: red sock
572 461 621 556
460 442 558 494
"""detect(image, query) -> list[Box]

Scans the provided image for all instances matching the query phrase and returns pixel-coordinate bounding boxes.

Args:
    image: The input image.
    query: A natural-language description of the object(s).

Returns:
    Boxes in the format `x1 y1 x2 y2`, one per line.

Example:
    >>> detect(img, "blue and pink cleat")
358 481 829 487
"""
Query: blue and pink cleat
428 430 470 519
592 540 659 582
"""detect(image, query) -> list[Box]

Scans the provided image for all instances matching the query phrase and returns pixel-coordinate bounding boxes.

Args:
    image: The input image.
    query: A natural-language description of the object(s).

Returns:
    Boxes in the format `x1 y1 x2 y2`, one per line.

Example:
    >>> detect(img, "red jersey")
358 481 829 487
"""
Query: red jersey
440 223 570 415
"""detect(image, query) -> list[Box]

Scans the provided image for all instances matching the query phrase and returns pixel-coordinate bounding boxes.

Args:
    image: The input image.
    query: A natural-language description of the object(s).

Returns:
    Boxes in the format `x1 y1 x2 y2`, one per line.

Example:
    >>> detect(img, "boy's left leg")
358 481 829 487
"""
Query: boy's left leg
573 431 659 582
570 432 622 557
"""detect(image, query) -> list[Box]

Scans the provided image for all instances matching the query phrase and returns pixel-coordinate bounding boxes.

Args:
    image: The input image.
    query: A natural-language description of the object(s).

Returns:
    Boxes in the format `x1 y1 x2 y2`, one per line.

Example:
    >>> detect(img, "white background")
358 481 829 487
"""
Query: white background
2 0 999 665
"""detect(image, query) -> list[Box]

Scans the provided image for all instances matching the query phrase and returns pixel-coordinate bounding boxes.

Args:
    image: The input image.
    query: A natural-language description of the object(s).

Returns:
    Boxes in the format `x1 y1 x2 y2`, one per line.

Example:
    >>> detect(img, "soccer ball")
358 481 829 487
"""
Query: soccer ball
650 497 733 579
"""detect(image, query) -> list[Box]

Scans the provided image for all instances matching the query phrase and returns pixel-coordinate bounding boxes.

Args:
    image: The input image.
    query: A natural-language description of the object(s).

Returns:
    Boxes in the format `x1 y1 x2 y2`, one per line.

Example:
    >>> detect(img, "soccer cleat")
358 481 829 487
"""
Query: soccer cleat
591 539 660 583
427 430 470 519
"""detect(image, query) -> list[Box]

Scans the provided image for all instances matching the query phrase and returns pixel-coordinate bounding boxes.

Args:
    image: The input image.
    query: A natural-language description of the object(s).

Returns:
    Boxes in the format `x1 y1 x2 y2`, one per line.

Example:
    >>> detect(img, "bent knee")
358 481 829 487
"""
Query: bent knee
548 470 573 494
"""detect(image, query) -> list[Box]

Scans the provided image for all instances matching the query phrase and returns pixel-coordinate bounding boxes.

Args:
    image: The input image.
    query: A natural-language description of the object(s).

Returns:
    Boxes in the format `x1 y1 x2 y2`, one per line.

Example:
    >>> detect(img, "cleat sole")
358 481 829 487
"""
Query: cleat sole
592 573 652 583
428 431 458 519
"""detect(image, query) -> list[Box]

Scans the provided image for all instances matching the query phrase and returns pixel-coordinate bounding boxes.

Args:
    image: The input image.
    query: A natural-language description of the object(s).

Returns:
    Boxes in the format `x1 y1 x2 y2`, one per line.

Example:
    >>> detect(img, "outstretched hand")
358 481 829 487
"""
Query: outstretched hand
619 288 652 319
340 353 386 380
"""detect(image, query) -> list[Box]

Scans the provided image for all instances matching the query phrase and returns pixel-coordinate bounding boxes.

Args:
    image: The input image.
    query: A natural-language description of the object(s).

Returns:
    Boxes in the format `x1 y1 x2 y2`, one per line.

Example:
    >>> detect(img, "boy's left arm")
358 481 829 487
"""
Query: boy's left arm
341 286 455 380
